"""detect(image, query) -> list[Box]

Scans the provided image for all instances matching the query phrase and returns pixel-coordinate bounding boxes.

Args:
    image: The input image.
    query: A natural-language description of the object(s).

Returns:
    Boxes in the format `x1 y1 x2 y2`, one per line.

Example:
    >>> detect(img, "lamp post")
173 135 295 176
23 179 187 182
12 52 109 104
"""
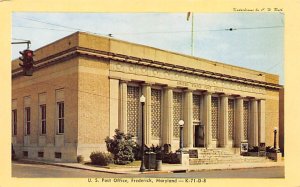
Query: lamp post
273 127 278 150
178 120 184 151
139 95 146 172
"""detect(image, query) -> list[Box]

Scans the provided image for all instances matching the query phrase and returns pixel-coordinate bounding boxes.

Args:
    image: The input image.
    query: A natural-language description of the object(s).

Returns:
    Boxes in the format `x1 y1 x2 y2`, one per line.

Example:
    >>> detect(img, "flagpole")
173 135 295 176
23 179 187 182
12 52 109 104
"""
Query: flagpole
191 13 194 56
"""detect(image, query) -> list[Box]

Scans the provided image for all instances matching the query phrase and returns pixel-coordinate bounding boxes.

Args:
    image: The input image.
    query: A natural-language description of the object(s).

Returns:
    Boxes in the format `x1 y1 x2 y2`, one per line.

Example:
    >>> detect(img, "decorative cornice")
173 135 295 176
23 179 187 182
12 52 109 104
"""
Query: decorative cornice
12 46 282 90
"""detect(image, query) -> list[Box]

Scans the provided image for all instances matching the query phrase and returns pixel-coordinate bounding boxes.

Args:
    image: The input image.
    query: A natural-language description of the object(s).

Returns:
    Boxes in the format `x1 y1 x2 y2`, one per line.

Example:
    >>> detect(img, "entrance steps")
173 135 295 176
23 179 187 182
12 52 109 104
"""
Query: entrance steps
189 148 271 165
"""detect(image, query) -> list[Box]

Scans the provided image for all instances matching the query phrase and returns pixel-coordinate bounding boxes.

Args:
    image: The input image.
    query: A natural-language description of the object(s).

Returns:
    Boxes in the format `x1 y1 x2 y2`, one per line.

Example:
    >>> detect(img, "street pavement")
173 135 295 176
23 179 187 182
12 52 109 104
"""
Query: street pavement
12 160 284 178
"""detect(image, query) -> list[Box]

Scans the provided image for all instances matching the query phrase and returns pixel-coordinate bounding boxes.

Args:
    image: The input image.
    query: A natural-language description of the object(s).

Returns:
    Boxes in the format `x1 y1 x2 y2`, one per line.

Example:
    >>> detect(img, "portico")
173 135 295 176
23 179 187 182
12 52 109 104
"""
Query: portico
109 59 268 151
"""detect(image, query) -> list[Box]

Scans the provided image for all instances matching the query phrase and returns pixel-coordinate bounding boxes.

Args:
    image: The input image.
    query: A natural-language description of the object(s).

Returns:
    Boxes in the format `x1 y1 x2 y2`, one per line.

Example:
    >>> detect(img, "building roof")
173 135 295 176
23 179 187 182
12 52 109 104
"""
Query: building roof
12 31 280 88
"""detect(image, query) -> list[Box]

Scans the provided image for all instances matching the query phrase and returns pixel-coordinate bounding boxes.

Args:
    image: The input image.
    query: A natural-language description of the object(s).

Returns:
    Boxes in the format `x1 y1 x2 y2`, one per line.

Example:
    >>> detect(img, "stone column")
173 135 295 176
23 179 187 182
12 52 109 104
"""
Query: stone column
119 81 127 133
203 92 212 148
183 90 193 148
250 99 259 146
258 99 266 144
109 78 119 137
142 84 151 146
234 97 244 147
162 87 173 145
219 94 228 147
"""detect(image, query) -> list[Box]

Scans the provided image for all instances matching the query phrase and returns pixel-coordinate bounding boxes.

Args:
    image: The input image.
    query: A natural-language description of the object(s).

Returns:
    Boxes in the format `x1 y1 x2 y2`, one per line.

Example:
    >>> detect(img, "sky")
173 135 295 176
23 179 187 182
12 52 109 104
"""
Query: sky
12 13 284 84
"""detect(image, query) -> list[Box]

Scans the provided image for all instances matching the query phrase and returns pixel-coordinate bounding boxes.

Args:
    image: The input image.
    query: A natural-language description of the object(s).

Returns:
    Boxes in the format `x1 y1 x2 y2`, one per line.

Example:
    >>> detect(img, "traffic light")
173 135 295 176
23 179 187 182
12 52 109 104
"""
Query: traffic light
19 49 34 76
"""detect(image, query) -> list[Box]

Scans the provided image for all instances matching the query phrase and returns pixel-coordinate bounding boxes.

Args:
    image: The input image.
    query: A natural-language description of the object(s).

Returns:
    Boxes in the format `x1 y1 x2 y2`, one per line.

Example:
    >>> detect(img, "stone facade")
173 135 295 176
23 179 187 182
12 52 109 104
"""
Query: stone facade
11 32 282 162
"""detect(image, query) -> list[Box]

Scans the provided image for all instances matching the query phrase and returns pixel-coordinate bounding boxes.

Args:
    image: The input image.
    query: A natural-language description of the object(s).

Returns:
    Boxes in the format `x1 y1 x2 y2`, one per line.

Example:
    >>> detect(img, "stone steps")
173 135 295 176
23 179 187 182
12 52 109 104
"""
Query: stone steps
189 148 271 165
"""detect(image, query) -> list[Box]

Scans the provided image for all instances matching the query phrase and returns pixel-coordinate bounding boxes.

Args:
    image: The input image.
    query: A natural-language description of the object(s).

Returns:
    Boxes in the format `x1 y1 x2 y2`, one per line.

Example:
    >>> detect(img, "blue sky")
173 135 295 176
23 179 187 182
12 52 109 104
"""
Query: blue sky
12 13 284 84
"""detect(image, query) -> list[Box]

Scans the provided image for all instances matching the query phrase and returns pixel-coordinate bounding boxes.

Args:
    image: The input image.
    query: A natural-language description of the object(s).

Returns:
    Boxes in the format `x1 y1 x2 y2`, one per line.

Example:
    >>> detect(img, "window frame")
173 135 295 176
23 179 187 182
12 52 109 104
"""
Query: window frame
40 104 47 135
12 109 17 136
57 102 64 134
24 107 31 135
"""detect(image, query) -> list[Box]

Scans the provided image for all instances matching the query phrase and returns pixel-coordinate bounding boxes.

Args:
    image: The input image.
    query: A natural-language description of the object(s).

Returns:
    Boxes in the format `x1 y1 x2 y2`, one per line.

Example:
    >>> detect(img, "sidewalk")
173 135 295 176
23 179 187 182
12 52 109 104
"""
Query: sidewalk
20 159 284 175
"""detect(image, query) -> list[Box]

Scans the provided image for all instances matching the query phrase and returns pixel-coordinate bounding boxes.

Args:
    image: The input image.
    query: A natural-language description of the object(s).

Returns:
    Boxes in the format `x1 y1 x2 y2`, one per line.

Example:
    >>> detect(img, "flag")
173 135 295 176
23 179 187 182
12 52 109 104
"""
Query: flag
187 12 191 21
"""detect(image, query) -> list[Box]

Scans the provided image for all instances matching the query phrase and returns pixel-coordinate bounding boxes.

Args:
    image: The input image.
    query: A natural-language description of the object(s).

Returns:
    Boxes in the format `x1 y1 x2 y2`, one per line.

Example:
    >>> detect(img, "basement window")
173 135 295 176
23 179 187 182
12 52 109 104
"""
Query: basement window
23 151 28 157
38 152 44 158
55 152 62 159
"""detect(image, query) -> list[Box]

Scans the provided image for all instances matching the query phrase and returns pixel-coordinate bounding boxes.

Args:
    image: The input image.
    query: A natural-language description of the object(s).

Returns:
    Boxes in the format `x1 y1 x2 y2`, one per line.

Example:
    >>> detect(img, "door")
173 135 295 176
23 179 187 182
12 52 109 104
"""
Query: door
194 124 205 147
199 125 205 147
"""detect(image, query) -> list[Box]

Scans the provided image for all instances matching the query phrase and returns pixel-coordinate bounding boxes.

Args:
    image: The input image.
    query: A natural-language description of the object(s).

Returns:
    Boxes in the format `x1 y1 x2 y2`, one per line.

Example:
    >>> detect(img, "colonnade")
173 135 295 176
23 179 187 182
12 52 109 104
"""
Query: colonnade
110 79 266 150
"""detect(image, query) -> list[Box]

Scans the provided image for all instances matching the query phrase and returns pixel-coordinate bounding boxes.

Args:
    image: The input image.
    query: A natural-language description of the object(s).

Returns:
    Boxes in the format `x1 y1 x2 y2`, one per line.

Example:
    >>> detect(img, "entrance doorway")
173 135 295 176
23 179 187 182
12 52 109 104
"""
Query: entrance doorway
194 123 205 147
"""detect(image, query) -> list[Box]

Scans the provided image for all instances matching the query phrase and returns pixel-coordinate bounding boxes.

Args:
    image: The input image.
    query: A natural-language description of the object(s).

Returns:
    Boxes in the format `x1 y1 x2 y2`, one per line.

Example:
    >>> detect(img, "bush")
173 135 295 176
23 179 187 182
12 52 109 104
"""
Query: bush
162 152 180 164
90 151 113 166
105 129 137 165
12 144 17 160
248 146 259 152
266 146 277 153
133 143 141 160
77 155 84 163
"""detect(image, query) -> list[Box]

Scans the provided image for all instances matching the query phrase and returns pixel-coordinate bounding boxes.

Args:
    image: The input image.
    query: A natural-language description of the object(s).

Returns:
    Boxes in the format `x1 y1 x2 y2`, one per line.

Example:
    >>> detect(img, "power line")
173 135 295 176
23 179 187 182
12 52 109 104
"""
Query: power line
19 17 108 37
13 16 282 81
12 38 31 42
265 62 282 72
17 16 283 36
21 17 88 33
13 25 75 32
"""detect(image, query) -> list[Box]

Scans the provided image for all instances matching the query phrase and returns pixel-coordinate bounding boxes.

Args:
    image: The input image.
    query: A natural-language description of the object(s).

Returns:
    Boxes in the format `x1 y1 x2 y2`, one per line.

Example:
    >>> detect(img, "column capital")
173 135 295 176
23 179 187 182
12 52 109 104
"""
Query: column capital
163 85 176 90
120 79 131 83
220 93 230 97
183 88 195 93
203 91 213 95
257 98 266 101
109 76 122 80
235 95 248 99
142 82 154 86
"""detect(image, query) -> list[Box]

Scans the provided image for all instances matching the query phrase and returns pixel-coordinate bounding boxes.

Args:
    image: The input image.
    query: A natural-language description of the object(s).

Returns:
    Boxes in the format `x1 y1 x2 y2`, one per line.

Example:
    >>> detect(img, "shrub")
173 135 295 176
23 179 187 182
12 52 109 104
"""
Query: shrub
133 143 141 160
266 146 277 153
90 151 113 166
12 144 17 160
105 129 137 165
77 155 84 163
248 146 259 152
163 144 171 154
162 152 180 164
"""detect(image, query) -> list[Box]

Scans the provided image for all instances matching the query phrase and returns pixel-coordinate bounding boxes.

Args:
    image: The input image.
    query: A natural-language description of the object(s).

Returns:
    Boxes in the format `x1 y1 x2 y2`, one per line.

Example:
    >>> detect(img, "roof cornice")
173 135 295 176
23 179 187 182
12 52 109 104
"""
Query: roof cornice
12 46 282 89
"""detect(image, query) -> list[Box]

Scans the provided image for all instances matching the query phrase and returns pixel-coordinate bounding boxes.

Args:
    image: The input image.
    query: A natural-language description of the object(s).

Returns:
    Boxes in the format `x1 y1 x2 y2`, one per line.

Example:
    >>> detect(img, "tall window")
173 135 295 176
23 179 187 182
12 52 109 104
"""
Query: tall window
12 110 17 135
127 86 139 137
25 107 30 135
173 92 183 138
40 104 46 134
211 97 219 140
57 102 64 134
243 100 249 140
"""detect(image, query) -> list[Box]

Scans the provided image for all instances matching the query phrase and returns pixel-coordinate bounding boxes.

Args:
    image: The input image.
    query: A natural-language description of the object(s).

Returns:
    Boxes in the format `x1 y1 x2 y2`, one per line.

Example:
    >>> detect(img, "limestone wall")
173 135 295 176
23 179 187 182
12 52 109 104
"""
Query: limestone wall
12 58 79 162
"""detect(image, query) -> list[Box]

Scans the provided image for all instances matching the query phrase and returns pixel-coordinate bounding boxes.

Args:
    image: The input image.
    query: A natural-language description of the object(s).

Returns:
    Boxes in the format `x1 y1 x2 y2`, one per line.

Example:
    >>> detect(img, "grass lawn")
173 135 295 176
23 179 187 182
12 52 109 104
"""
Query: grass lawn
85 160 182 169
84 160 141 169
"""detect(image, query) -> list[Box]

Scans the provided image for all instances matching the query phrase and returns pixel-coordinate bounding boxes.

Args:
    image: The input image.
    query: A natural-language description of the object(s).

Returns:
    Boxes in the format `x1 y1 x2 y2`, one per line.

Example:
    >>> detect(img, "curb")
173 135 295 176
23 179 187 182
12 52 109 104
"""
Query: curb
17 159 180 174
16 159 283 175
18 159 134 174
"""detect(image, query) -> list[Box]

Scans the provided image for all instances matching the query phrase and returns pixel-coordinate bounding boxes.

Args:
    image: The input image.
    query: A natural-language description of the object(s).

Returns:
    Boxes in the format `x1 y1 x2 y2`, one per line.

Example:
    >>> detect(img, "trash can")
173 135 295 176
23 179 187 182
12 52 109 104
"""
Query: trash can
155 160 162 171
145 152 156 170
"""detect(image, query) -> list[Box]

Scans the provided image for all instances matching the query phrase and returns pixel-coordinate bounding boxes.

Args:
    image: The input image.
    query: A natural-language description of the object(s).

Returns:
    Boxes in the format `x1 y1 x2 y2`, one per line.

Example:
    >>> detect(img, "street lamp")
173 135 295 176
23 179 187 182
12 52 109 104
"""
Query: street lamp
139 95 146 172
273 127 278 150
178 120 184 151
